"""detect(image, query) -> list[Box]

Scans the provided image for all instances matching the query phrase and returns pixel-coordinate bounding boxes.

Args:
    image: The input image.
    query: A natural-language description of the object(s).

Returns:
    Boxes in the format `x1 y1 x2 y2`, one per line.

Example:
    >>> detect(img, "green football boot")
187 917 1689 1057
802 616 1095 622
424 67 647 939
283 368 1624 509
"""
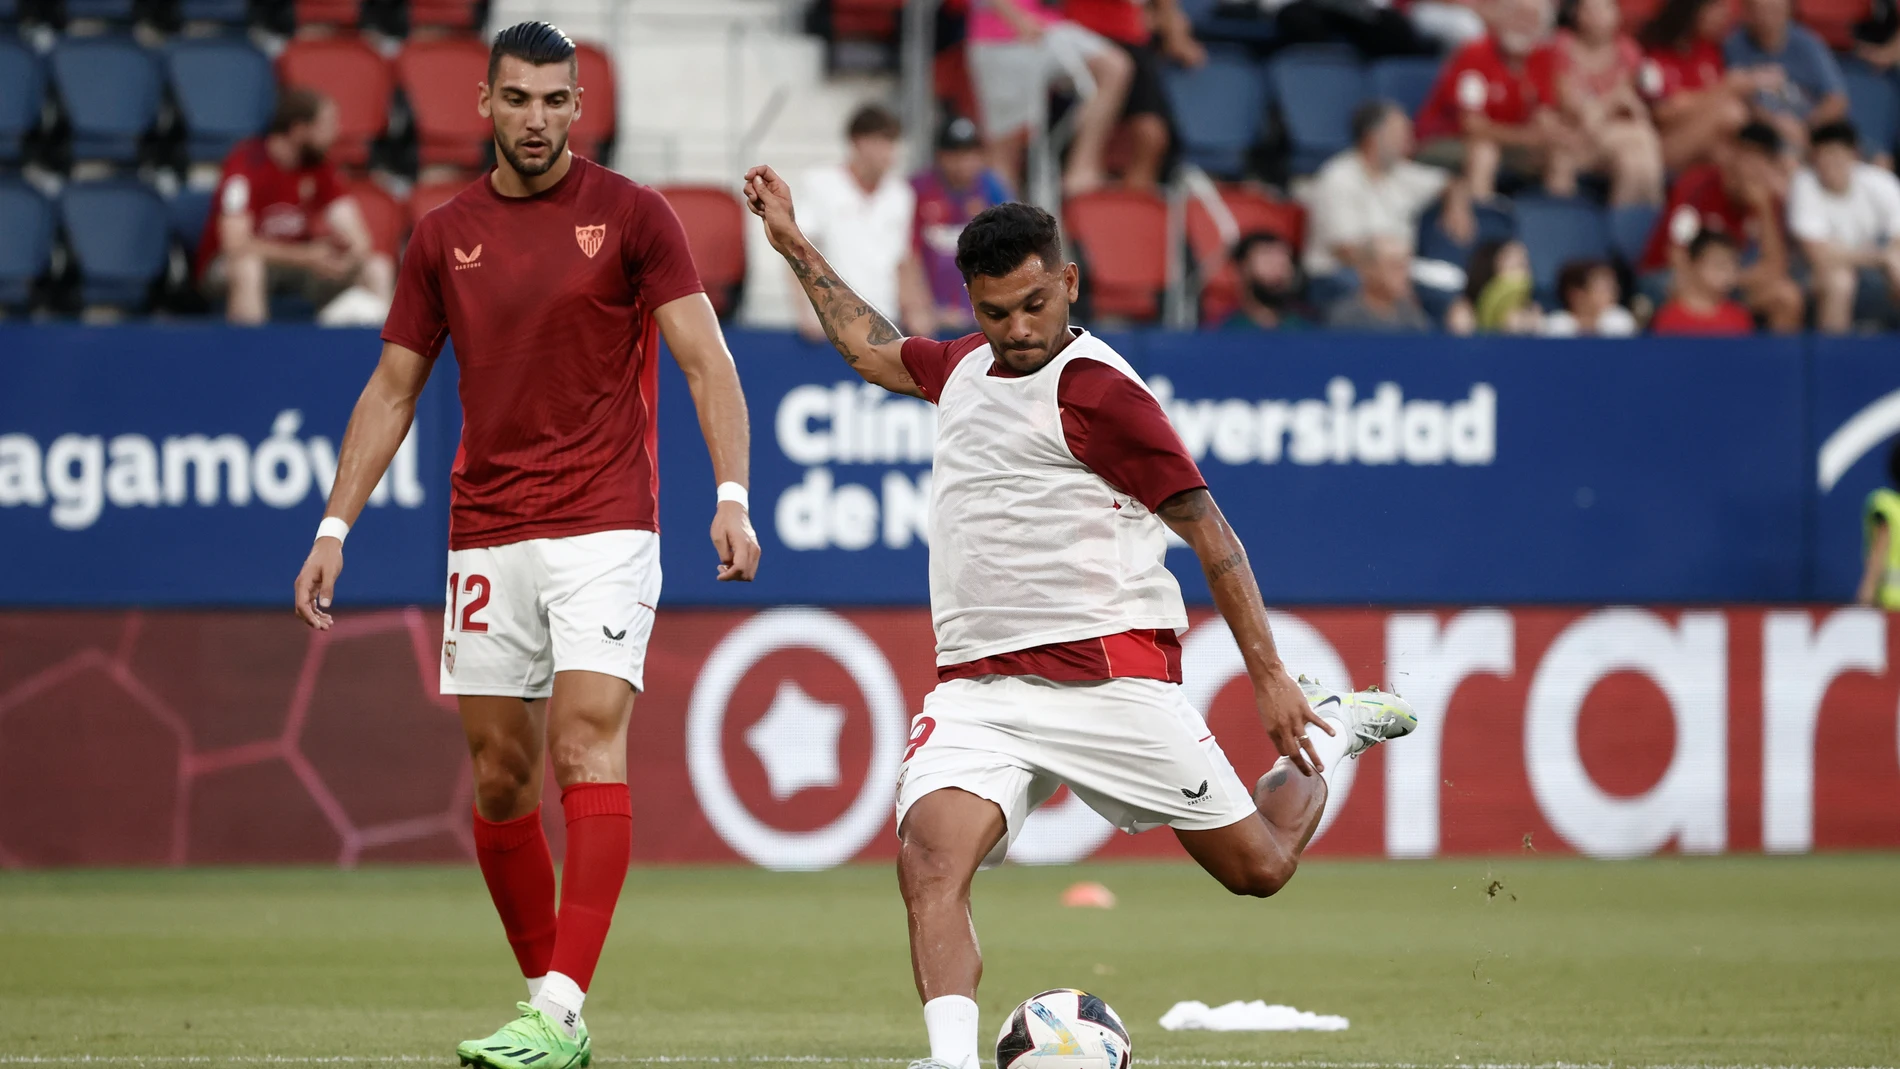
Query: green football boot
456 1002 591 1069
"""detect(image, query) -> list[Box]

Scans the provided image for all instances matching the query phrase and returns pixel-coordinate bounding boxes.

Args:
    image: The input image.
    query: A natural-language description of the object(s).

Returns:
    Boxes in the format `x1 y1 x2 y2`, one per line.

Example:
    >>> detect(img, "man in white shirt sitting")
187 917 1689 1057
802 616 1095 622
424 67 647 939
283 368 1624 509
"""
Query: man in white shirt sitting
1301 99 1476 305
1790 120 1900 332
795 104 922 341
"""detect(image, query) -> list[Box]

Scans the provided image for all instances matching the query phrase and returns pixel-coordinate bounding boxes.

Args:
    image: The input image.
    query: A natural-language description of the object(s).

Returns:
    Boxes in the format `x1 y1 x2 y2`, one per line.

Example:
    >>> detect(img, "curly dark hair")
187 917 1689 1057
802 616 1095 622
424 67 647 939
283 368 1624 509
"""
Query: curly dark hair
955 202 1063 283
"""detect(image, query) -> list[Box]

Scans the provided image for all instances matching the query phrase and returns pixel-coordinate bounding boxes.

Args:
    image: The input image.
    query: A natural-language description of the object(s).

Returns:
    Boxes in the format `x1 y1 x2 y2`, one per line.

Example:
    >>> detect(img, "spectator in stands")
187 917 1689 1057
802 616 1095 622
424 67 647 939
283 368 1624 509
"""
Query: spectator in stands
1641 120 1804 331
1638 0 1767 171
1463 238 1544 332
1790 120 1900 332
1724 0 1848 152
965 0 1131 195
1543 257 1639 334
1651 229 1758 332
1062 0 1205 189
1528 0 1663 204
1416 0 1578 201
1222 231 1316 330
1854 0 1900 74
795 105 919 341
904 116 1012 334
196 87 392 326
1327 234 1435 331
1302 100 1476 302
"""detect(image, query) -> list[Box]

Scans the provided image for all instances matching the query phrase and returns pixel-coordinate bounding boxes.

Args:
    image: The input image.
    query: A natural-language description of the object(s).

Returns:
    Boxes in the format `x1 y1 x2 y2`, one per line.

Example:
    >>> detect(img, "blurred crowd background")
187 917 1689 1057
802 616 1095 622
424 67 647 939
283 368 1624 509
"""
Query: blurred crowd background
2 0 1899 335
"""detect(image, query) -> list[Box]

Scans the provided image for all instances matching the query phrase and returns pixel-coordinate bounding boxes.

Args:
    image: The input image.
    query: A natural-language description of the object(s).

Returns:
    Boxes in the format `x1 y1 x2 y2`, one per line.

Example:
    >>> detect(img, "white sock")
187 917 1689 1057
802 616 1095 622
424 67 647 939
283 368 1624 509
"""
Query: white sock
922 995 980 1069
1309 716 1353 787
526 975 545 1000
529 970 585 1039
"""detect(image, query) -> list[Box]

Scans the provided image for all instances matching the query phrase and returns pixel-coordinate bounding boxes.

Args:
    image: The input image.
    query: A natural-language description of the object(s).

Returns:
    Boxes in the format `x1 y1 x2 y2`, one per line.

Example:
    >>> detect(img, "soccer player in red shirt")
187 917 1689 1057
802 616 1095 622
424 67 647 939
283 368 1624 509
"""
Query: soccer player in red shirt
746 169 1417 1069
291 23 760 1069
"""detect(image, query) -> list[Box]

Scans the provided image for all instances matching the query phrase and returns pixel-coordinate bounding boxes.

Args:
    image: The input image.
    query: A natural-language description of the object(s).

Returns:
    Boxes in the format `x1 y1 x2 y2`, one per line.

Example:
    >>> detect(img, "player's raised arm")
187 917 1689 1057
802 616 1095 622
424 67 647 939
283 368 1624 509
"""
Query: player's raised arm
743 164 924 398
654 293 762 582
292 340 434 630
1156 487 1336 775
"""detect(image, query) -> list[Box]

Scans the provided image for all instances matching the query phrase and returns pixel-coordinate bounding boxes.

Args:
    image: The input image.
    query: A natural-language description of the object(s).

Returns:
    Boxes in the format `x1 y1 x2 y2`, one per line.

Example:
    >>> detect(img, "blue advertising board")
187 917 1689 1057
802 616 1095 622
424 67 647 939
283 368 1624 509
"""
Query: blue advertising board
0 324 1891 607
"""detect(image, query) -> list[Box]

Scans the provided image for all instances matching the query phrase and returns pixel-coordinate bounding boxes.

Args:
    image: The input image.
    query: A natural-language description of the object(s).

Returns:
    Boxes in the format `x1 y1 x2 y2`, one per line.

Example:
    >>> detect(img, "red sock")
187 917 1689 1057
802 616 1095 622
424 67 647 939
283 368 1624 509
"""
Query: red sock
547 783 632 991
472 807 558 980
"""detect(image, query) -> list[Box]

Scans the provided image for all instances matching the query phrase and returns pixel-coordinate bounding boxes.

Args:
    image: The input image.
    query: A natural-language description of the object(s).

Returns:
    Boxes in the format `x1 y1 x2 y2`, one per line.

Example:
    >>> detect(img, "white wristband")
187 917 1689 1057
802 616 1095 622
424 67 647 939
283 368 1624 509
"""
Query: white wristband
716 482 749 511
315 516 350 544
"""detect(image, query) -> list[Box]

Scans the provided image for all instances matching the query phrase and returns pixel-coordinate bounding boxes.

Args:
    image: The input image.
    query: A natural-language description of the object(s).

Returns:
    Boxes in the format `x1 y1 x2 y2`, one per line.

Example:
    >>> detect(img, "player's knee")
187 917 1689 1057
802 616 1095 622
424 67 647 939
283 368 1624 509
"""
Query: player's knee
1220 854 1295 898
469 735 539 815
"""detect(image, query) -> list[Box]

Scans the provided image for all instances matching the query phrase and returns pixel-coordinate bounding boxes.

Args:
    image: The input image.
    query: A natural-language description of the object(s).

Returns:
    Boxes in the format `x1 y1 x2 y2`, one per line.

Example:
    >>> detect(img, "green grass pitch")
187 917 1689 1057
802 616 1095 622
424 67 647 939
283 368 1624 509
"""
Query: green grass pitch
1 855 1895 1067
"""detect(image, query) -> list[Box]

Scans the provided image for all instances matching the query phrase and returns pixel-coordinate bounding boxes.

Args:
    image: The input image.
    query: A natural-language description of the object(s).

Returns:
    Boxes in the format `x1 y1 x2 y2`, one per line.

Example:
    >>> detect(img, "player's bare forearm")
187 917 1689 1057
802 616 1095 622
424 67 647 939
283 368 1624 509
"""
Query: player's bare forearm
324 342 433 524
657 293 751 486
1158 489 1284 680
1859 527 1889 606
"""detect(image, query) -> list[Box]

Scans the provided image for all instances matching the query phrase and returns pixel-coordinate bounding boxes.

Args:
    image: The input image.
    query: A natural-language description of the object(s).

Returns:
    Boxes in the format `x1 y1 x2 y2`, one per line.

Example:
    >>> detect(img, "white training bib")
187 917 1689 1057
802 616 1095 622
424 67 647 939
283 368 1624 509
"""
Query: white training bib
928 330 1188 666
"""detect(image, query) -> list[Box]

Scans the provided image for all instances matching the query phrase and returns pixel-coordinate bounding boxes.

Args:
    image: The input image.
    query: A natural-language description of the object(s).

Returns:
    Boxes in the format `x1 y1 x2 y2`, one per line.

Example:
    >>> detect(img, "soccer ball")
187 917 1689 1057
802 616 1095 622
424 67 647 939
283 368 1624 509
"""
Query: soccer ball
994 988 1132 1069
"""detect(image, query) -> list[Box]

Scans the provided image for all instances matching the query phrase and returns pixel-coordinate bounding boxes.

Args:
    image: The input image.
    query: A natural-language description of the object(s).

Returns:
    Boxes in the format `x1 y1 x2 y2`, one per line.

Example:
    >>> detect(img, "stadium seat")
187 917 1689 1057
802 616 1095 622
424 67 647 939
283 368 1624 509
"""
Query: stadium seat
167 37 275 164
51 36 162 164
64 0 136 21
294 0 360 29
1797 0 1868 49
1186 185 1306 322
1607 203 1661 266
830 0 905 42
657 185 747 318
344 178 404 257
0 39 43 165
60 179 170 309
178 0 252 24
1513 196 1610 301
1370 55 1443 119
278 37 391 169
0 180 53 309
1417 200 1514 266
1267 46 1371 174
572 41 618 164
1843 64 1899 159
398 37 492 169
168 187 215 249
1064 189 1168 322
408 175 469 224
1162 57 1267 178
408 0 476 30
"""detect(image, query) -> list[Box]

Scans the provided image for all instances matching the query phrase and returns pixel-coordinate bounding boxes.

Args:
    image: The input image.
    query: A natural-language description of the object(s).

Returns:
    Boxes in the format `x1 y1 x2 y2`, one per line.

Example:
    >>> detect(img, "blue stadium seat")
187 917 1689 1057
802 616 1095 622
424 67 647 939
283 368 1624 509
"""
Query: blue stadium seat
169 187 214 249
0 38 42 164
0 0 18 24
167 37 274 163
1266 47 1370 174
1514 196 1610 302
1842 64 1899 159
1417 200 1514 266
64 0 137 19
1607 203 1661 266
60 179 170 309
1369 56 1441 120
1162 58 1267 178
0 180 53 308
179 0 252 23
51 37 162 163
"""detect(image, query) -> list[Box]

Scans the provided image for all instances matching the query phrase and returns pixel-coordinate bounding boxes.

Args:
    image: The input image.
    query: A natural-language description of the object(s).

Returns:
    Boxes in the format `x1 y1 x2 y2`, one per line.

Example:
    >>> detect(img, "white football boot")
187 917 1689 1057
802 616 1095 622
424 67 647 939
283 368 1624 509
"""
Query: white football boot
907 1059 973 1069
1298 675 1418 758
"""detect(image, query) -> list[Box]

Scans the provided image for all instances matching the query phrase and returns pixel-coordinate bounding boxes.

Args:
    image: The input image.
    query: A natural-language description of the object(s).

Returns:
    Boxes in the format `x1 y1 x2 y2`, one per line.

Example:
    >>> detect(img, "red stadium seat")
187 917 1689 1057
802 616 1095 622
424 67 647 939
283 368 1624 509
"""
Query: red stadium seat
279 37 391 169
294 0 359 30
657 184 747 318
344 178 405 257
572 42 617 164
1798 0 1869 49
1063 189 1167 322
397 37 491 169
408 0 477 31
408 175 473 226
1186 185 1306 322
832 0 905 40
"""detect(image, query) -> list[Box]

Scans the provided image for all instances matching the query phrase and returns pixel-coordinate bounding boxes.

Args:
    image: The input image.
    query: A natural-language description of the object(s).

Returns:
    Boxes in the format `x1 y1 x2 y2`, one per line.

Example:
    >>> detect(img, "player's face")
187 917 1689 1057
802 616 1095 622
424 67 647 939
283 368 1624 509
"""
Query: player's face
481 56 582 178
967 256 1079 374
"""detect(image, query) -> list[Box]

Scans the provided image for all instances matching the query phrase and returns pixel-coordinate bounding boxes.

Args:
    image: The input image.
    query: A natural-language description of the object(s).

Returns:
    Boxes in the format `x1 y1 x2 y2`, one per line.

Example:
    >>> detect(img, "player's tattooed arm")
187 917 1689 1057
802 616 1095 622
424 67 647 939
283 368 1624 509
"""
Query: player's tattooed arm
1158 488 1335 775
743 164 923 397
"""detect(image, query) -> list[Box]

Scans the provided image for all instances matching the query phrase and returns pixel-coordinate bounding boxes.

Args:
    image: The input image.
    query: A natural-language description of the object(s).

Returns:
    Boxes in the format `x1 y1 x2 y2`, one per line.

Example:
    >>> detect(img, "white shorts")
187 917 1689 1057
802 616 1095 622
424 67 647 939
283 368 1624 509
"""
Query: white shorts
967 23 1116 137
439 529 661 699
894 675 1256 867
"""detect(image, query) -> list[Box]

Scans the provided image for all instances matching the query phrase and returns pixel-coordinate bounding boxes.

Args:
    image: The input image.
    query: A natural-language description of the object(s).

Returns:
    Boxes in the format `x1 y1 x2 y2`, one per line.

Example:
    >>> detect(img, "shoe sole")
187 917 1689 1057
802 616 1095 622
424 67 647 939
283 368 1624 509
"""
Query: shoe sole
457 1051 586 1069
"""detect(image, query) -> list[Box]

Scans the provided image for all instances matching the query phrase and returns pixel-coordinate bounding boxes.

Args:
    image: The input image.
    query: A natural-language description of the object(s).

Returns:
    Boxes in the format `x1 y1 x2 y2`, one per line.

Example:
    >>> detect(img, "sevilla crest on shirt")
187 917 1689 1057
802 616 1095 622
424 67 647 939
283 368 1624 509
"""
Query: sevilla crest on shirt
575 224 606 259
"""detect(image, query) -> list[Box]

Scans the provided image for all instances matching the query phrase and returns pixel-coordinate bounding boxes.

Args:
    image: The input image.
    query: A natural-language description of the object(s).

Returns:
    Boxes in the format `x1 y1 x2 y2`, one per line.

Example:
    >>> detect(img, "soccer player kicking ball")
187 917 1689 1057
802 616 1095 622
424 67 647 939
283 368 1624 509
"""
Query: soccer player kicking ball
292 23 761 1069
746 168 1417 1069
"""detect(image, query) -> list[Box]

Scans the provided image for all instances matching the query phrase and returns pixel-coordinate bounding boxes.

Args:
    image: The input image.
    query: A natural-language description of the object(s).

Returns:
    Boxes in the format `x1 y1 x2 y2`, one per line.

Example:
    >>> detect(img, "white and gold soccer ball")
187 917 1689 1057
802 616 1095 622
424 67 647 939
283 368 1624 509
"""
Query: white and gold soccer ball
994 989 1132 1069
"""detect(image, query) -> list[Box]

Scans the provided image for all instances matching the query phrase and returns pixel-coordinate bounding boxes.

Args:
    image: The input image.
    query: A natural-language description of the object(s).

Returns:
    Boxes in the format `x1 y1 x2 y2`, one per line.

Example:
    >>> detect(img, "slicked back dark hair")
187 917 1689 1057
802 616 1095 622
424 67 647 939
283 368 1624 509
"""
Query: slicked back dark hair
955 203 1062 283
489 21 577 84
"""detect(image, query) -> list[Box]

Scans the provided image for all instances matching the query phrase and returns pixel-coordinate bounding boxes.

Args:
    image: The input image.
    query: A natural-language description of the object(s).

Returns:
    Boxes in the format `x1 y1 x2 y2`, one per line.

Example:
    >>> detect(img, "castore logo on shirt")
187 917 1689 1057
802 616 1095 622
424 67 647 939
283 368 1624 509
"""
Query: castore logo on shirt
453 244 482 270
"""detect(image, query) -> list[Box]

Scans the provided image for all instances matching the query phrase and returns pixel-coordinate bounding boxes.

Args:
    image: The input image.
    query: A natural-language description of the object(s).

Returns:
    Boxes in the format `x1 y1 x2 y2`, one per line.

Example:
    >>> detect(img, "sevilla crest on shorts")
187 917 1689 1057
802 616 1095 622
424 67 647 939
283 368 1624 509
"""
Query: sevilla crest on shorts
442 638 456 673
574 224 606 259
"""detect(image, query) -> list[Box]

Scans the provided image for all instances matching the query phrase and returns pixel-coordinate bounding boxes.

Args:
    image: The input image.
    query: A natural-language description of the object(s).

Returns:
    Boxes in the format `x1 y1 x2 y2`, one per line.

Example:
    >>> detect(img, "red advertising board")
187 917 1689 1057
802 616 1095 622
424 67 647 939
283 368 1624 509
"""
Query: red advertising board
1 607 1896 867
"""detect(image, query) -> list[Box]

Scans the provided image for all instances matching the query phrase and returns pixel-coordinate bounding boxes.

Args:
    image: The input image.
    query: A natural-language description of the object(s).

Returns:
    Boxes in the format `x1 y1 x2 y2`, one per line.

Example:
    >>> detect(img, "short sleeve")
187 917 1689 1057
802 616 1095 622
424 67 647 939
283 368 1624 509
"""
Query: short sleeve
900 332 987 403
1057 359 1206 512
381 216 450 359
1799 31 1847 97
625 185 705 309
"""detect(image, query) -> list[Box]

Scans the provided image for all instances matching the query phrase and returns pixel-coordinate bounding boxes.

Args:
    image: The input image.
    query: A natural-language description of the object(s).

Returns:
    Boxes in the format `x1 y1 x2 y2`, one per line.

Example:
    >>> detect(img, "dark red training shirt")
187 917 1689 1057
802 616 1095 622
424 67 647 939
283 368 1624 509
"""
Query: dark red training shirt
900 331 1207 684
381 156 704 550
